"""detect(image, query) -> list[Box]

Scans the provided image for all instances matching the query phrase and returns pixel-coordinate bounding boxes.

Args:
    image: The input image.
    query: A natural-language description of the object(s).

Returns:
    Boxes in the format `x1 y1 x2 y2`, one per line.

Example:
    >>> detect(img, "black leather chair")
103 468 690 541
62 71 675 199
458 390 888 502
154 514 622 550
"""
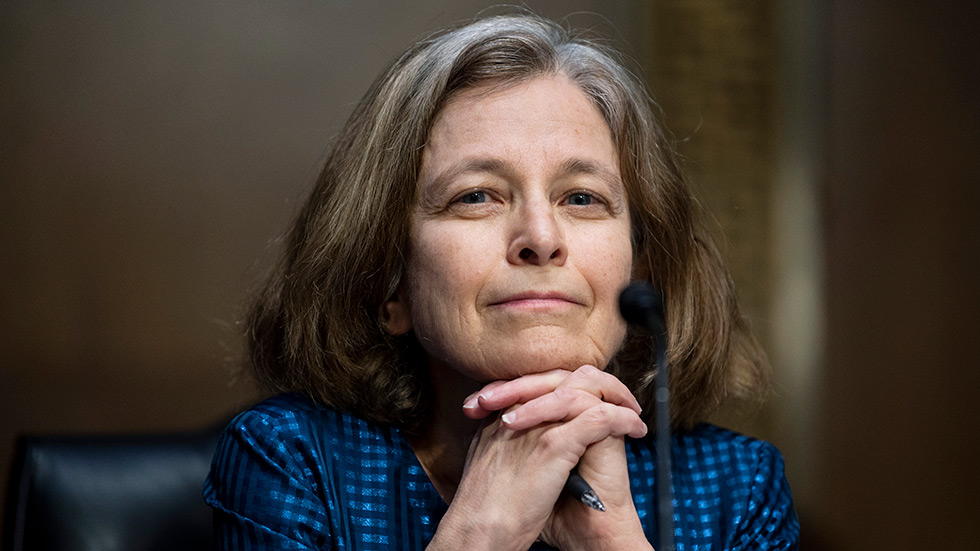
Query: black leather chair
3 422 224 551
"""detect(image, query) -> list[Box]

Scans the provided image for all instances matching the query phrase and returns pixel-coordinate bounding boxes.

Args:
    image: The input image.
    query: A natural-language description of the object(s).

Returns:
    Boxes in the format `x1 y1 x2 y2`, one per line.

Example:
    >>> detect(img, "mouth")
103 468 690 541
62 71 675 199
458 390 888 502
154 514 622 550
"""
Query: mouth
488 291 583 311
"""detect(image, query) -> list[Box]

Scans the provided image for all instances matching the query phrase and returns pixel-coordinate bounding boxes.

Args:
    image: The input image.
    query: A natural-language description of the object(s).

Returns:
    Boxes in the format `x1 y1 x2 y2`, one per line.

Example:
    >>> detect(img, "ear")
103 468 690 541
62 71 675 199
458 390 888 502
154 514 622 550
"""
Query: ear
381 290 412 336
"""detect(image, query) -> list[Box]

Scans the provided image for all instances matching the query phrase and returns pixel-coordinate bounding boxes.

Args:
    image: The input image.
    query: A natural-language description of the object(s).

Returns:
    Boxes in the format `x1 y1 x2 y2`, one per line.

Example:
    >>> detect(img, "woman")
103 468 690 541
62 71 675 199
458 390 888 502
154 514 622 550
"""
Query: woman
205 13 799 550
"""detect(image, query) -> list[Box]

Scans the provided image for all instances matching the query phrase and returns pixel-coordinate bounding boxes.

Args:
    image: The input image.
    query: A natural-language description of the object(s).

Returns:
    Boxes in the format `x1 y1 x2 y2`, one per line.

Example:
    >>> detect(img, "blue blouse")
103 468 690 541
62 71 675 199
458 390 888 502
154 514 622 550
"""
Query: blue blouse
204 393 798 550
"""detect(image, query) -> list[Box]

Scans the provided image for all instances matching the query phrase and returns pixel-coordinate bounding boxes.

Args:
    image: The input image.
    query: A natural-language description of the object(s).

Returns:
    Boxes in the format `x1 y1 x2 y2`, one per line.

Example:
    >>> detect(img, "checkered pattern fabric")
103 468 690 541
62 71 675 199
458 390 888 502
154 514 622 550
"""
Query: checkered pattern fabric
204 394 798 550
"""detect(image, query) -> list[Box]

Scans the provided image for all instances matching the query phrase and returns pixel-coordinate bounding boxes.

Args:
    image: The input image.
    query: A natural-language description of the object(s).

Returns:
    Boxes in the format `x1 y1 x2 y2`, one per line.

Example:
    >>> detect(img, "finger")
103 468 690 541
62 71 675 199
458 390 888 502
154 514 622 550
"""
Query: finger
499 385 597 429
558 402 648 441
498 386 625 431
461 379 511 419
466 365 641 417
503 392 648 438
461 371 572 419
531 403 648 463
563 365 642 414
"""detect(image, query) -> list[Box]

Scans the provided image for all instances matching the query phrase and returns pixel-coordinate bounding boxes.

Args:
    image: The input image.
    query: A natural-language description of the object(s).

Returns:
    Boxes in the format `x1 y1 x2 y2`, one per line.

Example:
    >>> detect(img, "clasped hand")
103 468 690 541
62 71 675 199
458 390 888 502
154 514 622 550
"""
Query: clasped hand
432 365 654 551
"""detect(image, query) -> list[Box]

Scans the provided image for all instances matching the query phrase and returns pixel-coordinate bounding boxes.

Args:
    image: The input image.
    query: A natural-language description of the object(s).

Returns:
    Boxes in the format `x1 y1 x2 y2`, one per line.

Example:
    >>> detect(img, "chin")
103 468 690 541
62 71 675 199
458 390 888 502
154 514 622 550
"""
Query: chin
424 326 626 383
476 340 610 380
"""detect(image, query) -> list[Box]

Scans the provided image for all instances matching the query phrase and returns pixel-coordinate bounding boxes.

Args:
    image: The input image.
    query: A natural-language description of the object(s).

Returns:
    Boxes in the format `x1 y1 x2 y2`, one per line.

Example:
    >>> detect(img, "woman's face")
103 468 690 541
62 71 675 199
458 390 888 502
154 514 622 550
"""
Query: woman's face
390 76 632 383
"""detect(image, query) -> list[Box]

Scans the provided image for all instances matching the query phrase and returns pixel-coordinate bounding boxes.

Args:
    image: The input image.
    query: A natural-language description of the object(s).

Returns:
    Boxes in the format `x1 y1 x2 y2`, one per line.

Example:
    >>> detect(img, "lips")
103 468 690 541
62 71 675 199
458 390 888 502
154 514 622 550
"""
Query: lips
488 290 584 308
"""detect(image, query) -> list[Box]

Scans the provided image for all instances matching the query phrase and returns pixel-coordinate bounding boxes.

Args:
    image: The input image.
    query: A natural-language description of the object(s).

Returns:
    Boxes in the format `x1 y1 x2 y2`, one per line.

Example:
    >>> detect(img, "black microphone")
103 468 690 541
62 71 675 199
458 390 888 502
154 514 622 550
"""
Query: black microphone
619 282 666 336
619 281 675 551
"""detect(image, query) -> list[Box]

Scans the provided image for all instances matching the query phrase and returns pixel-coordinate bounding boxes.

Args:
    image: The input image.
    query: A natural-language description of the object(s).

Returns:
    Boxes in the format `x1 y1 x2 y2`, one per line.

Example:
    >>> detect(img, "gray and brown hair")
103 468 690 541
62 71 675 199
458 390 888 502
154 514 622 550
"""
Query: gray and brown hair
245 13 768 432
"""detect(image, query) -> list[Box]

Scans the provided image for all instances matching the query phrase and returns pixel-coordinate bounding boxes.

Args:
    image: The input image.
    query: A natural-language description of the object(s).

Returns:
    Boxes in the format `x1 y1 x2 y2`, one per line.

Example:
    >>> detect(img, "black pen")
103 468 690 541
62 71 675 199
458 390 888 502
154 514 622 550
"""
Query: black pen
564 468 605 511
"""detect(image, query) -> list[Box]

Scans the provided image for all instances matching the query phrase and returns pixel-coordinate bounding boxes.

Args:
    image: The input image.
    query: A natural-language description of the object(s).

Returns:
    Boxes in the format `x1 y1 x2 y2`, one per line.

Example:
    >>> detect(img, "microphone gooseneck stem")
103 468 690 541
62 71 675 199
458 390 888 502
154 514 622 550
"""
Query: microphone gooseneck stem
619 281 674 551
654 333 675 551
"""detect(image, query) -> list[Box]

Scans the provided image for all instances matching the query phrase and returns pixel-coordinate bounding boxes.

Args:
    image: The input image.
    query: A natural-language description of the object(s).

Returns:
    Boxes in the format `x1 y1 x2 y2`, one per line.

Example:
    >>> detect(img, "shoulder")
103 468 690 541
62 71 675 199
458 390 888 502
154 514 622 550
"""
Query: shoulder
224 393 332 440
228 392 340 432
206 393 402 502
627 425 799 549
675 423 786 474
216 393 398 464
678 425 799 549
207 394 332 493
628 423 786 479
669 424 793 509
204 394 407 549
226 393 393 436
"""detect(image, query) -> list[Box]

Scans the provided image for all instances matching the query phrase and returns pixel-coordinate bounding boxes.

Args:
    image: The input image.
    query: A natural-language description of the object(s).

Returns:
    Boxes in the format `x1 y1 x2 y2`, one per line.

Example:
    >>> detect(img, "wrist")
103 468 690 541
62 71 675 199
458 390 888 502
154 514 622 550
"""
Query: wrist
547 504 652 551
428 496 539 551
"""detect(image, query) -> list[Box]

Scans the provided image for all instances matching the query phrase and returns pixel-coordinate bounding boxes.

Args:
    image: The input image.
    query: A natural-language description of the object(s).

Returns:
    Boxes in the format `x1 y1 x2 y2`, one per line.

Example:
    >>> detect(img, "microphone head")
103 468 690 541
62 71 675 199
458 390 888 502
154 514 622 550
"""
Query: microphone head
619 281 666 332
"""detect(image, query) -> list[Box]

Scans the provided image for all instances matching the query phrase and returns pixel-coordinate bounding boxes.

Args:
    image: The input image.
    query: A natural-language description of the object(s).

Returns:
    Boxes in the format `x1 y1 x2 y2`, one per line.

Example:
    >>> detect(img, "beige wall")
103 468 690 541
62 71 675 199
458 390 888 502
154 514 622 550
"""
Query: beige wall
646 3 980 548
815 2 980 549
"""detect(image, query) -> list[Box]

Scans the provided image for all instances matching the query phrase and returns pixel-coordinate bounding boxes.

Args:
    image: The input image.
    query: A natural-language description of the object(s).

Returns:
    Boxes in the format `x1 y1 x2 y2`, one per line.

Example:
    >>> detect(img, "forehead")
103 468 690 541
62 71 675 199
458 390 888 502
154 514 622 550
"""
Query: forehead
422 76 618 171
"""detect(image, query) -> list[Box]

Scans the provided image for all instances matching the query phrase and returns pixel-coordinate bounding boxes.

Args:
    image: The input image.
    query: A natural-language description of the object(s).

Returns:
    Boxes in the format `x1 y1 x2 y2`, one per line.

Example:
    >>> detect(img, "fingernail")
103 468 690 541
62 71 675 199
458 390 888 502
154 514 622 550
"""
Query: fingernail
462 395 479 409
501 412 515 424
478 389 494 401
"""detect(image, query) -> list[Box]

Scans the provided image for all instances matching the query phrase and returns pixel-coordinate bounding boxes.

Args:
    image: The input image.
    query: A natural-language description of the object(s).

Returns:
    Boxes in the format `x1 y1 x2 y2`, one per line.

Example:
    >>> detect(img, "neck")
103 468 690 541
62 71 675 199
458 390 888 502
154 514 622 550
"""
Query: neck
406 360 483 504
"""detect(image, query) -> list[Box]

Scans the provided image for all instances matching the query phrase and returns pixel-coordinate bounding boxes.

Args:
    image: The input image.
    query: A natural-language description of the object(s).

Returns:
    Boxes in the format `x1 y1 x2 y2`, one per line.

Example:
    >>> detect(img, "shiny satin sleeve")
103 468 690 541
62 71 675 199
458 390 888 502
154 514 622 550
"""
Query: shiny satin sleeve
727 439 799 550
629 424 799 550
203 404 330 550
203 394 447 550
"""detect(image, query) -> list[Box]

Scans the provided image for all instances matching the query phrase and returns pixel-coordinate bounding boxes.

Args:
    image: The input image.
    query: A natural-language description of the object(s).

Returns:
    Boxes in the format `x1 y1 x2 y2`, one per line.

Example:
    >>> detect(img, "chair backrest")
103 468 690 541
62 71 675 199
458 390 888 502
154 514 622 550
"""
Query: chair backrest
4 423 223 551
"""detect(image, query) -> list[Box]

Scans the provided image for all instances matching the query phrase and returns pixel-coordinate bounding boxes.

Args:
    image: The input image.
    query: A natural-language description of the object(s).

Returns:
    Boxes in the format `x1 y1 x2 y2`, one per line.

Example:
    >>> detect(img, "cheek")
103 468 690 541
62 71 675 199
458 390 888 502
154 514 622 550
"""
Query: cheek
411 226 488 289
580 225 633 288
601 253 633 359
579 225 633 343
406 224 494 334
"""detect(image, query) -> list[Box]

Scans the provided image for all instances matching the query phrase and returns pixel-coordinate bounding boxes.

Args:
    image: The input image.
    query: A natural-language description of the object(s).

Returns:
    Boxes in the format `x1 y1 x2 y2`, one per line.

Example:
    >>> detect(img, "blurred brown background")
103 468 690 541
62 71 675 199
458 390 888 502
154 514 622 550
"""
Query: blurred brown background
2 1 977 549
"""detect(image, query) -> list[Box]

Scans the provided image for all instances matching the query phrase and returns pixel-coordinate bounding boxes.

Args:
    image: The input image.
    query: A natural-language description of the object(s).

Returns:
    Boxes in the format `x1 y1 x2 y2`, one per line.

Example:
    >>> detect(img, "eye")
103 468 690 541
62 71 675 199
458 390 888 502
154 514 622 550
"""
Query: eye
566 192 595 206
458 190 488 204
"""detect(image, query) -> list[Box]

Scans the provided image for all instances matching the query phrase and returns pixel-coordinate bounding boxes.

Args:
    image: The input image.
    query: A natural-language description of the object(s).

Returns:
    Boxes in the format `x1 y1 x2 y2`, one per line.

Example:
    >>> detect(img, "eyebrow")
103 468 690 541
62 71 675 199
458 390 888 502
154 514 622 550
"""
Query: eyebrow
417 156 626 210
416 158 512 211
558 158 624 192
555 158 628 213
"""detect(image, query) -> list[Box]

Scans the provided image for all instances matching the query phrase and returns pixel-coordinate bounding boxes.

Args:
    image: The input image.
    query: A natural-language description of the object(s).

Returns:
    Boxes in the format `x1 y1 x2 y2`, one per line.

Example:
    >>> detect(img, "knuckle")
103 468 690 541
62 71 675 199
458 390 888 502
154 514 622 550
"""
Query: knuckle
595 368 622 387
572 364 602 383
552 386 579 404
585 403 613 424
577 364 601 376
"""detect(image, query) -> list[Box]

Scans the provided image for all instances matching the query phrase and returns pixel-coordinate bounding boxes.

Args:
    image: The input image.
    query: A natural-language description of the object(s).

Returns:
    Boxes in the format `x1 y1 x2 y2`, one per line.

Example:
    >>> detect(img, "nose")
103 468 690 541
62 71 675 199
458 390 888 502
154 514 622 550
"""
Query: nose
506 199 567 266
